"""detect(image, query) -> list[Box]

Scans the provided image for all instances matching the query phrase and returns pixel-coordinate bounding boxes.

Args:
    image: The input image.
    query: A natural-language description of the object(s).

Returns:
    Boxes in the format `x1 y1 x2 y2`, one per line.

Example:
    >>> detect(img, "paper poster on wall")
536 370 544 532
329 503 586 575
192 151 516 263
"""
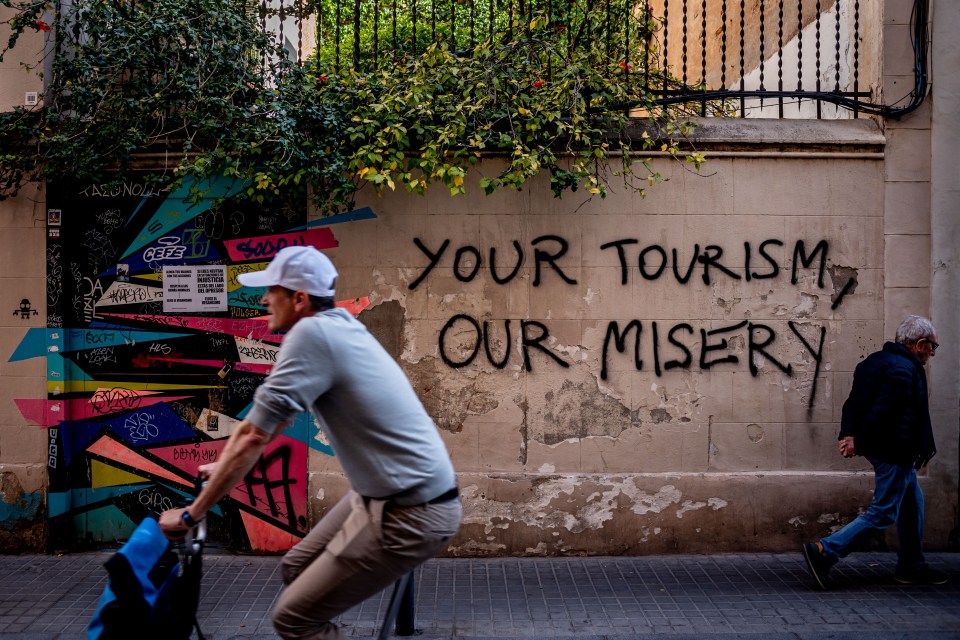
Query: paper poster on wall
162 265 228 313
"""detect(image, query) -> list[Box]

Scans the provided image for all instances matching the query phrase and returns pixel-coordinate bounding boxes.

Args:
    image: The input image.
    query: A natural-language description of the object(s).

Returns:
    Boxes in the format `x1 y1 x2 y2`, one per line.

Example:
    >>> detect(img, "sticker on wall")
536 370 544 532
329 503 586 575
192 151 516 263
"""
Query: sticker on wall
13 299 39 319
162 264 228 313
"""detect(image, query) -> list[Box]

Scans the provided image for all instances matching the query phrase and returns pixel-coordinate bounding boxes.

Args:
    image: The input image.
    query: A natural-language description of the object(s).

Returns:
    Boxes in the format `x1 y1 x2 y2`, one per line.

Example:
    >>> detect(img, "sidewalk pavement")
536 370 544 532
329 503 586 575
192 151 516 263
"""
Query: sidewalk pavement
1 551 958 639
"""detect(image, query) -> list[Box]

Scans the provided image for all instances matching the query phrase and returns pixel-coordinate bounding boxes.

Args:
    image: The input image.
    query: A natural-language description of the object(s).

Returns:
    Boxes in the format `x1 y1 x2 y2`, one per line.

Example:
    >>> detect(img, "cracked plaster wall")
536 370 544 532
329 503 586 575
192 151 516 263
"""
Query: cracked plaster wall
311 136 954 555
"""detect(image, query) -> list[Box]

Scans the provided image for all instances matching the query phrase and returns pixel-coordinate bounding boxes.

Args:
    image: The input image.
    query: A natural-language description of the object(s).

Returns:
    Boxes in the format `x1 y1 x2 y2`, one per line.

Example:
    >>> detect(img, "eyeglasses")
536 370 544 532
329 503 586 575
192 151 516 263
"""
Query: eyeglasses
923 338 940 352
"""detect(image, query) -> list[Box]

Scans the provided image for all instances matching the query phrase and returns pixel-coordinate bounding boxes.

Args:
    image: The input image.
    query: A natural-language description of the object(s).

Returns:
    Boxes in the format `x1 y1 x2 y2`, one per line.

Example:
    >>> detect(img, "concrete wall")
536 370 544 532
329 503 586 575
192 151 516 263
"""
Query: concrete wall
318 116 955 556
928 0 960 547
0 183 47 552
0 5 46 112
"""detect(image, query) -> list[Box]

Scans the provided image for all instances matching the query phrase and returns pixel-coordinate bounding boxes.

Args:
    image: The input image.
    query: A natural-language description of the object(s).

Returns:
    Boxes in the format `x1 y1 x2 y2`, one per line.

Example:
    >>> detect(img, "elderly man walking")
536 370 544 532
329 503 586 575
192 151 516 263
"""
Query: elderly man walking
159 246 461 639
802 315 946 589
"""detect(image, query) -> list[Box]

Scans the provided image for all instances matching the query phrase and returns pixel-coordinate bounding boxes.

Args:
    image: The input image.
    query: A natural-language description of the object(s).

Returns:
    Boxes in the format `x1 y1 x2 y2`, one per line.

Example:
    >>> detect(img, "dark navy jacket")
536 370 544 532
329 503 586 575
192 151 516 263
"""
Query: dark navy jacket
839 342 937 469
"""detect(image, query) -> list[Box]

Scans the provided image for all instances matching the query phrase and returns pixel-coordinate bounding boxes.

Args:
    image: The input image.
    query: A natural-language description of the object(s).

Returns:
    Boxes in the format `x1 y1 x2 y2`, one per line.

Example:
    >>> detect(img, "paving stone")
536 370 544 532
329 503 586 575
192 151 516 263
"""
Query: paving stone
0 552 959 639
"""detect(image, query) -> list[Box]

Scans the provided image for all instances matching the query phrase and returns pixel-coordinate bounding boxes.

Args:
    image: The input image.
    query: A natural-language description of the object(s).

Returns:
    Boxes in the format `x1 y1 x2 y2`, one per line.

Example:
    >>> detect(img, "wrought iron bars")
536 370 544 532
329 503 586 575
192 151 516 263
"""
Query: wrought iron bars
269 0 871 118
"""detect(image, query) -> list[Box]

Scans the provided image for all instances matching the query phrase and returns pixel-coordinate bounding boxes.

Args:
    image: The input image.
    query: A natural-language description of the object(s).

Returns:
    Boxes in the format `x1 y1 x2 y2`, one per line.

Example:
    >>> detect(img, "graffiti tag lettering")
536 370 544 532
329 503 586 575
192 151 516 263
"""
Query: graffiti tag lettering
90 387 141 414
123 412 159 443
143 236 187 262
138 488 174 512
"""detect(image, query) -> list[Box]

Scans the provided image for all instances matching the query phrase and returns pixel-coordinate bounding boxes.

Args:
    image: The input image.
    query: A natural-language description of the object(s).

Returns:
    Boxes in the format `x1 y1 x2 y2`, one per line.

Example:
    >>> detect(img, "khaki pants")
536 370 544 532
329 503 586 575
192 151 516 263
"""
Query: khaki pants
272 490 462 640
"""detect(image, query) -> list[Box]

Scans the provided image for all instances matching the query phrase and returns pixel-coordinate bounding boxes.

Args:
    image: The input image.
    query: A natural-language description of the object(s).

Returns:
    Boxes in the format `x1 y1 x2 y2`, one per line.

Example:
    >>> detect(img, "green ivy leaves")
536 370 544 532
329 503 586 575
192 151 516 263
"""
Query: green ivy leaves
0 0 699 211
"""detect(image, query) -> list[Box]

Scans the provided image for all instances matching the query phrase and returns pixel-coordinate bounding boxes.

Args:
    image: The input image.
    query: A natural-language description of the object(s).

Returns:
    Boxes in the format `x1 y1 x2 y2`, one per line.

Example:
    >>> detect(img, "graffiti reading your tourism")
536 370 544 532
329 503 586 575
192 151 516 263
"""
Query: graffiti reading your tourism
410 235 840 408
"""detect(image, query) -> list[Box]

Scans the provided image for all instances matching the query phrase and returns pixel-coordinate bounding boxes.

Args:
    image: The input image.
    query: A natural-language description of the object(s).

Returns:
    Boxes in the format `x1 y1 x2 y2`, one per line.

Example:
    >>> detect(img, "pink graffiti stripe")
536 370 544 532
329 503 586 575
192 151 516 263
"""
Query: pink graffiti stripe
99 314 283 342
147 440 228 480
151 358 223 368
224 229 338 262
15 395 192 427
252 297 370 329
87 435 192 488
239 510 301 552
99 299 366 350
235 362 273 374
336 297 370 316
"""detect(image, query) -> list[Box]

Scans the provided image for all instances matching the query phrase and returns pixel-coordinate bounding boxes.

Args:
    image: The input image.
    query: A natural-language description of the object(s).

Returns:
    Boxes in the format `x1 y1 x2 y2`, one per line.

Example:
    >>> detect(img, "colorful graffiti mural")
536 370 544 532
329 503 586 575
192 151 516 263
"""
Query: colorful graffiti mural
9 176 375 551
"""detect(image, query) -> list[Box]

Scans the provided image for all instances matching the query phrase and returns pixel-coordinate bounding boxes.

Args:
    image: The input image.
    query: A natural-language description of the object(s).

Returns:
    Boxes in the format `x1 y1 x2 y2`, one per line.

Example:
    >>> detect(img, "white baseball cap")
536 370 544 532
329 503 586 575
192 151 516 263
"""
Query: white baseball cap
237 246 338 297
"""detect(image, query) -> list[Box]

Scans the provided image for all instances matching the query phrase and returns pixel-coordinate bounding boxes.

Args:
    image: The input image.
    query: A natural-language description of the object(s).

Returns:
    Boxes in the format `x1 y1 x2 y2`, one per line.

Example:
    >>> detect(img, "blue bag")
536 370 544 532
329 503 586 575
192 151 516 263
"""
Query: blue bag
88 515 205 639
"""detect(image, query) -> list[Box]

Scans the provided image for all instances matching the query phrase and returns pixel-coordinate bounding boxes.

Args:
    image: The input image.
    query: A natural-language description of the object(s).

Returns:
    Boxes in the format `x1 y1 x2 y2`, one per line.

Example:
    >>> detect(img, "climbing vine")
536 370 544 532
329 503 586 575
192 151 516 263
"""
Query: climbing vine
0 0 702 212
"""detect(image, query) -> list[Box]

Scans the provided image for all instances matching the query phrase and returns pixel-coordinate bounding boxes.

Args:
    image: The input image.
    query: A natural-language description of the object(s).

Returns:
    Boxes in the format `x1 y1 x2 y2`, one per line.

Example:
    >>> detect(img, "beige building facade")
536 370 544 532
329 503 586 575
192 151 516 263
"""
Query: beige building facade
0 0 957 554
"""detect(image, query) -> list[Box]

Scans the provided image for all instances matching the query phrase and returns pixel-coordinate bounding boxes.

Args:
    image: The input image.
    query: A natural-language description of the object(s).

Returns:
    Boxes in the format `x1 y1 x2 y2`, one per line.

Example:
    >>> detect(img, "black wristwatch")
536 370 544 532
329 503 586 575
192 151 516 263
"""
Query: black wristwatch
182 509 203 527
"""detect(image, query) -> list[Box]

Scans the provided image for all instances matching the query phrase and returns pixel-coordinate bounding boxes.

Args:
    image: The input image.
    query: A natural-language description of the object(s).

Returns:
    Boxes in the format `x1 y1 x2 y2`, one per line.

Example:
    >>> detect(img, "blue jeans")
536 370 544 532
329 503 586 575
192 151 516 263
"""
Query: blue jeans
820 458 925 570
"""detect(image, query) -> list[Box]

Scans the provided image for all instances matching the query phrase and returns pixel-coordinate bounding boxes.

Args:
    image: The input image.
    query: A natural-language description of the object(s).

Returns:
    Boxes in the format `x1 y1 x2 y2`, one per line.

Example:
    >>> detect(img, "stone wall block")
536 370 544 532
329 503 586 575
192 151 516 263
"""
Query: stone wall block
0 376 47 456
323 218 378 269
883 23 920 78
883 182 931 234
729 372 788 423
884 234 931 287
0 183 44 228
376 213 481 269
734 159 884 217
884 287 931 336
884 129 932 181
782 422 873 471
707 422 785 471
0 228 44 279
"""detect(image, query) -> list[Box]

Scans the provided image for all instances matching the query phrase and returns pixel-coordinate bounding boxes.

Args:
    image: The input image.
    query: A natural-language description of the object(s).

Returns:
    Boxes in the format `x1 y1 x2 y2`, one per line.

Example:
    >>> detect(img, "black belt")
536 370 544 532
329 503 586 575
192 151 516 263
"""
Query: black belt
427 486 460 504
366 486 459 507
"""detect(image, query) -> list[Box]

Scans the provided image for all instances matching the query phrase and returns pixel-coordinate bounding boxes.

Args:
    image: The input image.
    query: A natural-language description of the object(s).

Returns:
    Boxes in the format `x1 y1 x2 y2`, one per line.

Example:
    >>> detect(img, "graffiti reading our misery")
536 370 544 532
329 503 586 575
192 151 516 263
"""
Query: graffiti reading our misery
413 236 845 409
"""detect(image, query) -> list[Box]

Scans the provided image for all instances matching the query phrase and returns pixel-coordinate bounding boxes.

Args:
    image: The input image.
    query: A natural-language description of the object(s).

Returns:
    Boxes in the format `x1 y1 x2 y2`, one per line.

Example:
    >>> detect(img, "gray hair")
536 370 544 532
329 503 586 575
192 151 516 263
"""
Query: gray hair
895 315 936 345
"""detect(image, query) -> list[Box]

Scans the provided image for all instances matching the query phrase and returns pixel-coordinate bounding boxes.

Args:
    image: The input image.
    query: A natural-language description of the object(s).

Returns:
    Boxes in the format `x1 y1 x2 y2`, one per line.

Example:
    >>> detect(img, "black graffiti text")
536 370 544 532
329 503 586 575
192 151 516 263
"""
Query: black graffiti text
438 314 570 372
243 445 302 530
599 319 825 387
237 344 277 362
172 445 219 464
409 236 577 290
599 239 829 287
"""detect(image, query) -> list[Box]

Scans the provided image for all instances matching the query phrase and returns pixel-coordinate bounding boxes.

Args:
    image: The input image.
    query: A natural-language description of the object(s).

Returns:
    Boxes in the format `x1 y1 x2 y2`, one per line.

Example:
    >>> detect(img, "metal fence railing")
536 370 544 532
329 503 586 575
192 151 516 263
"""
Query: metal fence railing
259 0 917 119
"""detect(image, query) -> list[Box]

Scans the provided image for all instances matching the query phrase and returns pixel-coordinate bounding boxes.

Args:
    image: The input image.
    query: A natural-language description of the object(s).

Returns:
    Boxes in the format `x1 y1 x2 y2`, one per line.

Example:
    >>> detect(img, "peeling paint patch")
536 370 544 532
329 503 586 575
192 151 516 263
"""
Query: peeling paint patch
792 292 818 318
449 540 507 555
517 396 529 465
788 516 807 527
708 498 728 510
525 542 551 555
817 512 840 524
676 500 707 518
538 463 556 473
406 360 502 433
460 479 684 536
675 497 725 518
639 526 662 543
539 379 631 445
828 265 859 306
650 408 672 423
0 492 43 531
716 296 741 312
